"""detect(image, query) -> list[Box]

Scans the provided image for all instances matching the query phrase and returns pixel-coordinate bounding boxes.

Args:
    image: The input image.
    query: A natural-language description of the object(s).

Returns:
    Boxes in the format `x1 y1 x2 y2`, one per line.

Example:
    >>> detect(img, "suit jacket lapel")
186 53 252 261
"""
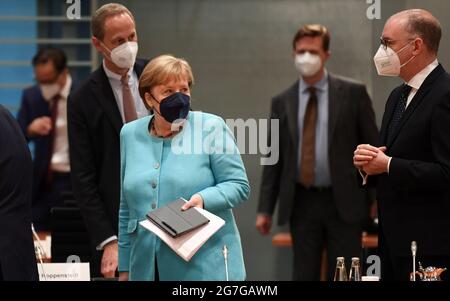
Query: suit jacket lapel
133 59 146 77
89 61 147 135
386 64 445 148
328 74 342 148
285 81 300 149
386 86 429 147
91 66 123 134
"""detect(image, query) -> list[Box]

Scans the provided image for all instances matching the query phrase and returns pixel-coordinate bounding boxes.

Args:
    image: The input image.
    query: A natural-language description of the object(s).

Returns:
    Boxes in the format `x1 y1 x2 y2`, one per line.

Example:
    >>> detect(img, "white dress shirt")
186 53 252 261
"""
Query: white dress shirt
102 60 149 123
405 59 439 108
50 75 72 173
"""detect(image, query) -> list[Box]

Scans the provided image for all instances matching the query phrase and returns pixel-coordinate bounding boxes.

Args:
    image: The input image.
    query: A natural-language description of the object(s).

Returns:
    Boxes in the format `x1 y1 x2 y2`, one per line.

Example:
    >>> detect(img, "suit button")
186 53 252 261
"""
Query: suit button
151 203 156 209
154 163 160 169
151 181 157 189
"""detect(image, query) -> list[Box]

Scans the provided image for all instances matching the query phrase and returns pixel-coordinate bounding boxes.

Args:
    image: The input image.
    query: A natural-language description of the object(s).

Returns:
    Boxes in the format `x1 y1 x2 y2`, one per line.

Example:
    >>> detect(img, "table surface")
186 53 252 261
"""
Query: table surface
272 232 378 281
272 232 378 248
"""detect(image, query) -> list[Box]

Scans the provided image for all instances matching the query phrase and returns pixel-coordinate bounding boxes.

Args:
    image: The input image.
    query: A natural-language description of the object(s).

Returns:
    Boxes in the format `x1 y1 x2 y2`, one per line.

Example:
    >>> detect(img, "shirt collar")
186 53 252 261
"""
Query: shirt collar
300 69 328 93
406 59 439 90
103 59 133 81
60 74 72 99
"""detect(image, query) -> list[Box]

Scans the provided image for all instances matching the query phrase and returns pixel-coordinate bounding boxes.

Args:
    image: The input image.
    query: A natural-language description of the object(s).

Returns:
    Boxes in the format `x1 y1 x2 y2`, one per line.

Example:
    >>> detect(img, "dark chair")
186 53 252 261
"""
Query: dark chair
50 191 96 277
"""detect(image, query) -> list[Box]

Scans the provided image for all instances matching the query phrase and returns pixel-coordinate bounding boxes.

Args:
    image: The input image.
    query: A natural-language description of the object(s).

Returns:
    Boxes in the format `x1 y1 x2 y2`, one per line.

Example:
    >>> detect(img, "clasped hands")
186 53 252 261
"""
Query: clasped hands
353 144 391 176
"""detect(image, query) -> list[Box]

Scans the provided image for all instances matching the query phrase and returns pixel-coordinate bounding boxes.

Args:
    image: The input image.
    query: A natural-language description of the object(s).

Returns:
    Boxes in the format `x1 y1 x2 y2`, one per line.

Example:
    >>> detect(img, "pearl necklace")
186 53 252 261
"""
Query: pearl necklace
149 118 181 138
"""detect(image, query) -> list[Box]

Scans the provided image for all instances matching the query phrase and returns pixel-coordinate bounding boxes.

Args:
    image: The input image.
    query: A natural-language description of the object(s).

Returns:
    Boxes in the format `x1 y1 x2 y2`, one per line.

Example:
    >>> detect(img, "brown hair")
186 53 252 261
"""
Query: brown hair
32 47 67 73
91 3 135 40
138 55 195 110
292 24 330 51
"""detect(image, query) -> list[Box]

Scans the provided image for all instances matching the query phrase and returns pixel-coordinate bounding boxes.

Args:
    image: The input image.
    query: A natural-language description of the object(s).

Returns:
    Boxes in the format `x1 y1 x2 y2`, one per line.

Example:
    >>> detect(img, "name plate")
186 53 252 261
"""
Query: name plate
38 263 90 281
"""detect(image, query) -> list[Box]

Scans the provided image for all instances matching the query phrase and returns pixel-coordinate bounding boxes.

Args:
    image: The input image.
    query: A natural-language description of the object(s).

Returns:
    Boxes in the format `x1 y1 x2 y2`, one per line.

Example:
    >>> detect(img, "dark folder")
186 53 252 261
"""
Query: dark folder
146 198 210 238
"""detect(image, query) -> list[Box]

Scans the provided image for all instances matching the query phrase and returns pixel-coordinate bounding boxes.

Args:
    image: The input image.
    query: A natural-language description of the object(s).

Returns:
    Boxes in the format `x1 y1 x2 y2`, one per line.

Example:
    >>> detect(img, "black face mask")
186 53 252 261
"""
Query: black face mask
151 92 190 123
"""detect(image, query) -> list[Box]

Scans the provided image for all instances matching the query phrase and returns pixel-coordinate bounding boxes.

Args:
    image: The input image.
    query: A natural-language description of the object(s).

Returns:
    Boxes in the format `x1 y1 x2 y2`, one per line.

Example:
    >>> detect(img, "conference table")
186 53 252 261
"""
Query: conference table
272 232 378 280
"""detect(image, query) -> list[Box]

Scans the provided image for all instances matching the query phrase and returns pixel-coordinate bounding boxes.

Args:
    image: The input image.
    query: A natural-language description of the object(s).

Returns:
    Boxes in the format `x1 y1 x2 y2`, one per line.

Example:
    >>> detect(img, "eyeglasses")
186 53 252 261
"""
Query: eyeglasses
380 37 415 50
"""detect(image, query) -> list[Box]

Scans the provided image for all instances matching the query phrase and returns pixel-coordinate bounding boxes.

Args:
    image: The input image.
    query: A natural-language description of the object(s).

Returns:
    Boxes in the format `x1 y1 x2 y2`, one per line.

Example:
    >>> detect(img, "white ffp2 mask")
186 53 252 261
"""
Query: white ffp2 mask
40 83 61 101
373 42 415 77
294 52 322 77
103 41 138 69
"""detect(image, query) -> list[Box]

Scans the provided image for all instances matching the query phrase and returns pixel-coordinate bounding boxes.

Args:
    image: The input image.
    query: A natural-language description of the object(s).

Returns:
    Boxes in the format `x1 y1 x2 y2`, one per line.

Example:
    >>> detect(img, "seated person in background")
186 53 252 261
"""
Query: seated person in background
17 48 78 231
118 54 250 281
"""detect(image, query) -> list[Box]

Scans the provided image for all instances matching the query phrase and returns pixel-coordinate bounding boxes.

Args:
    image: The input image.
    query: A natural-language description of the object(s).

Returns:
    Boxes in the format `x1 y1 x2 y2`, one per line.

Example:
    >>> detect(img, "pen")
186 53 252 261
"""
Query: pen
222 245 229 281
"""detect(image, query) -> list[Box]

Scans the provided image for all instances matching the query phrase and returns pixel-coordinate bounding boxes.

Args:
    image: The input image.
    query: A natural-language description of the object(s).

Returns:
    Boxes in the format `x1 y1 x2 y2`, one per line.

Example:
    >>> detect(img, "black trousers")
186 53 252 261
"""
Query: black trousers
290 185 362 281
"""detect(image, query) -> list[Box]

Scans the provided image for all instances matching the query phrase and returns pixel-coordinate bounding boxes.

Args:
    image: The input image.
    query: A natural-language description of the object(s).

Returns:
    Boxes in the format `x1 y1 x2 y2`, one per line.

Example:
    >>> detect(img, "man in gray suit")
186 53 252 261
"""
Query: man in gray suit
256 24 379 281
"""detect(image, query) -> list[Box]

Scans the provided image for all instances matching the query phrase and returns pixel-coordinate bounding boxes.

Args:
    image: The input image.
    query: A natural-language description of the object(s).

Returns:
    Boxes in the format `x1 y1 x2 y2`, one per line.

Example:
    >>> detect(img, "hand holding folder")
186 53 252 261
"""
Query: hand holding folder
140 198 225 261
146 198 210 238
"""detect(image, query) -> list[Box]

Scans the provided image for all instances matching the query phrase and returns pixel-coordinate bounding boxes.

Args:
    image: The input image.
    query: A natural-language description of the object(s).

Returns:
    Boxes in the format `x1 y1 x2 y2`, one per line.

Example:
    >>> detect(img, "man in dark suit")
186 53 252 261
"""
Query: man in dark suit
354 9 450 281
0 105 38 281
17 48 77 231
68 3 148 278
256 24 379 280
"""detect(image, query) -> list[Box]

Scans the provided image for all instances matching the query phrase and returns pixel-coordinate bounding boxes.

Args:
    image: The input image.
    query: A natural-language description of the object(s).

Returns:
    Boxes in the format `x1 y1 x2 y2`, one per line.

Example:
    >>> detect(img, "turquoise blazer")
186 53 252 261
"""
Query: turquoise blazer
118 111 250 280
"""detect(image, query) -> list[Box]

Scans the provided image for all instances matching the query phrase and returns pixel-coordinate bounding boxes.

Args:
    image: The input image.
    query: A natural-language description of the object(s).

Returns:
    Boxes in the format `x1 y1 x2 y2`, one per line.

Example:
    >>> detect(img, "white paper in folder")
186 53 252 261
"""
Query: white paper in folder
140 207 225 261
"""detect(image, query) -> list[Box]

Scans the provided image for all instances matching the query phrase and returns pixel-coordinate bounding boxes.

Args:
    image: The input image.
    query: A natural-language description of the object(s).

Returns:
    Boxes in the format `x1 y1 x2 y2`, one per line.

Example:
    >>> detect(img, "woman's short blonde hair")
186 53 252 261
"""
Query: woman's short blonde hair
139 54 194 110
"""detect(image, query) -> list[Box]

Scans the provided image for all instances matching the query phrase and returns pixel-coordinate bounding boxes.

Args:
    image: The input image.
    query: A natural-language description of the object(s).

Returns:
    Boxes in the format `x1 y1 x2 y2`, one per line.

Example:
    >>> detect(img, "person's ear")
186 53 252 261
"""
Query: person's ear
58 68 69 86
144 92 153 109
92 37 102 53
320 50 331 65
412 38 423 55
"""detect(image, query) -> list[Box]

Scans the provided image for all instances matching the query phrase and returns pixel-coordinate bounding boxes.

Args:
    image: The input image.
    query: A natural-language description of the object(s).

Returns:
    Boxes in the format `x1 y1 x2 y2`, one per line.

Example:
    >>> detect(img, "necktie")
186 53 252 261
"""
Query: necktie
47 94 60 184
299 87 318 188
121 74 138 123
387 84 412 143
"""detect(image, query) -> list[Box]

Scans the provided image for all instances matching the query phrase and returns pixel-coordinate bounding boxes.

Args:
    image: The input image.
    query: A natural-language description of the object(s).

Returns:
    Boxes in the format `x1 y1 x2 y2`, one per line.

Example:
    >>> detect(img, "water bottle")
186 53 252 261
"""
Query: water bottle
334 257 348 281
349 257 361 281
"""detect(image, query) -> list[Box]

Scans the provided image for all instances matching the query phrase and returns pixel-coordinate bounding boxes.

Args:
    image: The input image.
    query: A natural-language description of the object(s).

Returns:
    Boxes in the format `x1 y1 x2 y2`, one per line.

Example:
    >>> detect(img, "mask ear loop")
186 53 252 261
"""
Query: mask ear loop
148 92 162 116
99 40 113 55
397 40 416 68
400 54 416 68
98 41 115 65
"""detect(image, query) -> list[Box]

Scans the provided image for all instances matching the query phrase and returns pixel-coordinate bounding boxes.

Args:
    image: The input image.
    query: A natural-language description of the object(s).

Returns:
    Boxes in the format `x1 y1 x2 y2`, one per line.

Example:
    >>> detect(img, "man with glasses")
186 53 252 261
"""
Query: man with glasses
354 9 450 281
17 47 78 231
